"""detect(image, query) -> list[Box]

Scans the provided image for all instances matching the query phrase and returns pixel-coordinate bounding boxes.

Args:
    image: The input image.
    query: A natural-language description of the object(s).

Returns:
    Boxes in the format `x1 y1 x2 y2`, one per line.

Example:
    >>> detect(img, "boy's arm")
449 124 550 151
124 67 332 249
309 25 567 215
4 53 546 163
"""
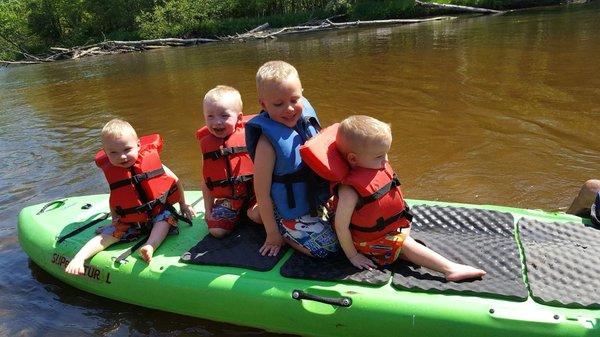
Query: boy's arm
254 135 284 256
199 178 215 220
335 184 376 270
163 165 196 219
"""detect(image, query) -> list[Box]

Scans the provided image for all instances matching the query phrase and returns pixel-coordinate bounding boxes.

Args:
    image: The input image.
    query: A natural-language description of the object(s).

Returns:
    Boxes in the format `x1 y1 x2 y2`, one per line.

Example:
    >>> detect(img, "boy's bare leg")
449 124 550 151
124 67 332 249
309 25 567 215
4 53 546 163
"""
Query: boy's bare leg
567 179 600 216
209 227 231 238
139 220 171 262
247 204 262 224
400 236 486 282
65 234 119 275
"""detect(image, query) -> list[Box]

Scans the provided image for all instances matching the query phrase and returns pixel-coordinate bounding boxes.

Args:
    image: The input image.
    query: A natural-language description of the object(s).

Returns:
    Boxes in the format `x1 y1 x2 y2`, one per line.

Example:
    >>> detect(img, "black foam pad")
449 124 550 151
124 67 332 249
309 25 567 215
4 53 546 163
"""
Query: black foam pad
392 205 528 300
280 251 391 286
519 218 600 308
181 223 287 271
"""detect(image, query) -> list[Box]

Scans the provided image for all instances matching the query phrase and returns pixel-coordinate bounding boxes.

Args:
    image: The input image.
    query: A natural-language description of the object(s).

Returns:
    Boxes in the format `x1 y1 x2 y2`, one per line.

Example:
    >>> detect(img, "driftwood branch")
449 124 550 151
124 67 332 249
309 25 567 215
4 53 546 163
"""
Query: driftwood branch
415 1 504 14
1 37 219 66
219 16 455 42
2 15 459 66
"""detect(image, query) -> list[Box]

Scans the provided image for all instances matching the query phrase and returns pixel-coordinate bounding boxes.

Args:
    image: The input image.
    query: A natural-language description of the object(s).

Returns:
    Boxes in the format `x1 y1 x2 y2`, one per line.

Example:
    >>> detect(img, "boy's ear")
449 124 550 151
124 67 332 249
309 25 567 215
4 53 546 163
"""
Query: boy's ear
258 98 267 110
346 152 358 166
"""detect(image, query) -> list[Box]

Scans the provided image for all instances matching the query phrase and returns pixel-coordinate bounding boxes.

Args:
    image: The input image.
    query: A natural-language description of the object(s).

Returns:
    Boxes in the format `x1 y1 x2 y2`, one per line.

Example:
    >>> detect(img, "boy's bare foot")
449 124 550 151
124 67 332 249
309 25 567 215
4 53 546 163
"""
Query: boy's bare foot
139 245 154 262
65 258 86 275
445 263 486 282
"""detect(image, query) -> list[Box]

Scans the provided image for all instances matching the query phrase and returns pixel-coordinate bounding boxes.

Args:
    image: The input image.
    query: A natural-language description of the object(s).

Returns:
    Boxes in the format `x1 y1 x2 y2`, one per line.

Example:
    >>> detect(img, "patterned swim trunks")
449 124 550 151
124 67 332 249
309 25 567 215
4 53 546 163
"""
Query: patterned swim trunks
276 213 339 258
98 208 179 242
355 226 411 266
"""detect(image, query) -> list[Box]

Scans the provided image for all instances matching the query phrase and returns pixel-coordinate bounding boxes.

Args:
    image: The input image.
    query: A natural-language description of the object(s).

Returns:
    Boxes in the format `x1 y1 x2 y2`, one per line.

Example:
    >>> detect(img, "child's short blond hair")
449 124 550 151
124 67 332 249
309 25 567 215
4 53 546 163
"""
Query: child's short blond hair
256 60 300 93
203 85 243 112
336 115 392 155
101 118 137 140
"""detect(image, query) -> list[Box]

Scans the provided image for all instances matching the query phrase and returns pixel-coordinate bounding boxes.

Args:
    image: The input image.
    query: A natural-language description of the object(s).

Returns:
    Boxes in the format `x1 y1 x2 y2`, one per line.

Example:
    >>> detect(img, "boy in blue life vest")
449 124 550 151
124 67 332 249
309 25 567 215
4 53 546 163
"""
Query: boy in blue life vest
246 61 339 257
304 115 486 281
197 85 261 238
65 119 195 275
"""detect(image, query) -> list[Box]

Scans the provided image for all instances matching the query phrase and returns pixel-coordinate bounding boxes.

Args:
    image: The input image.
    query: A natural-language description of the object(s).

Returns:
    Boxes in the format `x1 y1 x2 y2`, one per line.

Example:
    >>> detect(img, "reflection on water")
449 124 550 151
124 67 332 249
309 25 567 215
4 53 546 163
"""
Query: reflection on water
1 2 599 335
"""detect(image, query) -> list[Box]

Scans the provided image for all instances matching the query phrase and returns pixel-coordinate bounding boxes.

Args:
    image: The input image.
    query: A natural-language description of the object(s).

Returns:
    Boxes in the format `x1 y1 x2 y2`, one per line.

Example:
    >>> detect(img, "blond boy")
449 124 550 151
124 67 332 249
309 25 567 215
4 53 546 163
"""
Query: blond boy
65 119 194 274
334 115 486 281
199 86 260 238
246 61 339 257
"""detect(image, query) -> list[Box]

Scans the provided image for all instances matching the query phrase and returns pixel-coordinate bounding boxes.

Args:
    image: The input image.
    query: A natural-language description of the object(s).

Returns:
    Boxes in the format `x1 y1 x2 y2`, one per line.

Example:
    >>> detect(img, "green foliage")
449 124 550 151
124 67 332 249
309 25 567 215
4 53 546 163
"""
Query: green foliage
0 0 563 61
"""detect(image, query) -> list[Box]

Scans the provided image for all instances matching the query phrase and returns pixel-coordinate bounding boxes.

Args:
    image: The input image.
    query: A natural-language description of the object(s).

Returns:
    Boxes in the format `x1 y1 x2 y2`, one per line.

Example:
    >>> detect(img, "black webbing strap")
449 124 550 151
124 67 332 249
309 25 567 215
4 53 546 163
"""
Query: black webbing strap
114 235 149 264
165 203 193 226
304 116 322 133
205 174 253 190
272 166 312 210
356 174 402 210
114 184 178 216
56 212 110 244
203 146 247 160
350 206 413 233
109 168 165 190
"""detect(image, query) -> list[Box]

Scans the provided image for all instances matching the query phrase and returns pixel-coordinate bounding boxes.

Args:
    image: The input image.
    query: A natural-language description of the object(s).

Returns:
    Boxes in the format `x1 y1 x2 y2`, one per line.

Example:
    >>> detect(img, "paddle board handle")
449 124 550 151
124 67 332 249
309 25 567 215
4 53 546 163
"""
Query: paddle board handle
36 200 65 215
292 290 352 307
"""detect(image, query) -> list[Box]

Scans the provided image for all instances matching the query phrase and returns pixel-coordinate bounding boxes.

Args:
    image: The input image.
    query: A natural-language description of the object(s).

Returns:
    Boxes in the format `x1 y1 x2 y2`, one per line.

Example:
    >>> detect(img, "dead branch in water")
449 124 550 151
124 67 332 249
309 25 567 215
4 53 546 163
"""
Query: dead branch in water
1 16 458 66
1 37 218 66
415 1 504 14
218 16 456 42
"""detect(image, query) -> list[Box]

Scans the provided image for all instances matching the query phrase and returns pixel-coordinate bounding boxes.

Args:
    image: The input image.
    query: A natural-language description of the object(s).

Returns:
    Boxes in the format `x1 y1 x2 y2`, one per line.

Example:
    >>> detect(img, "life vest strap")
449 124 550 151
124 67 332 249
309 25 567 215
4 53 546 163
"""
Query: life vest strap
356 174 402 210
114 183 178 217
203 146 247 160
350 205 413 233
272 166 312 210
109 167 166 190
205 174 254 190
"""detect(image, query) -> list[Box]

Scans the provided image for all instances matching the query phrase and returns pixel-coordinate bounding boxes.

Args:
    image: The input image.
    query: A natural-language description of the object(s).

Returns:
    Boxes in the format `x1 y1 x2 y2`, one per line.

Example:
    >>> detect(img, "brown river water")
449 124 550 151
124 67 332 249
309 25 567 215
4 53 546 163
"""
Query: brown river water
1 2 599 336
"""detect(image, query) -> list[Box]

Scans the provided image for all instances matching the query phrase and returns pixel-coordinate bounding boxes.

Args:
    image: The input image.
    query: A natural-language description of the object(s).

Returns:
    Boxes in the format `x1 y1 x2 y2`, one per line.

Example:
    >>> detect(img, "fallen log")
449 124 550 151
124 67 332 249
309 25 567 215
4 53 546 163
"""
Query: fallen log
415 0 504 14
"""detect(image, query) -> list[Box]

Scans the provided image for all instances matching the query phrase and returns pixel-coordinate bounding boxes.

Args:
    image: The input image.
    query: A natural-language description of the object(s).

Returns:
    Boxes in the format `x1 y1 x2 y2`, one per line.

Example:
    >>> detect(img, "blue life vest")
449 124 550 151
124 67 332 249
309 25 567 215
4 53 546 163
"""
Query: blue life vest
246 98 329 219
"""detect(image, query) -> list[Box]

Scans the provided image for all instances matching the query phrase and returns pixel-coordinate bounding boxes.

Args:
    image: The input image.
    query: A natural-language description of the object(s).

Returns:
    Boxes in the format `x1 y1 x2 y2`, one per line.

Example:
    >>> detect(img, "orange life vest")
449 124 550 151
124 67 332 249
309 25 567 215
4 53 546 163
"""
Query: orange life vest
196 115 255 201
300 123 412 242
95 134 181 223
342 163 412 242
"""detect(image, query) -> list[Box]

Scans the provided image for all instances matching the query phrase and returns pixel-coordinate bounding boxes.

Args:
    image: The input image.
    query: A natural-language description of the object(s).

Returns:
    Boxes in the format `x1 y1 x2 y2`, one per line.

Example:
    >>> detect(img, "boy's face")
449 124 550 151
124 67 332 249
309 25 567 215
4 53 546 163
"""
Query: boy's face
203 98 242 139
102 133 140 168
258 76 303 128
348 140 390 170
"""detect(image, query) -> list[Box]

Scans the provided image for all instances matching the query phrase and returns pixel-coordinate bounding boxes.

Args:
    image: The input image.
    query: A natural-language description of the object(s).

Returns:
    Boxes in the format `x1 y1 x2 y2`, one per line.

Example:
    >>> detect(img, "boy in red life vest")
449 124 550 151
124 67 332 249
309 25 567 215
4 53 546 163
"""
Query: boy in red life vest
333 116 486 281
198 86 261 238
65 119 195 275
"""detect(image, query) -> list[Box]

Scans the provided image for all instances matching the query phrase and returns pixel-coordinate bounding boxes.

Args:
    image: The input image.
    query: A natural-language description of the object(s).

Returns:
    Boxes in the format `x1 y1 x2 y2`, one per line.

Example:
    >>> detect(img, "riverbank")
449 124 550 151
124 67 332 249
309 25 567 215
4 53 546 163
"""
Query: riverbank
0 0 584 64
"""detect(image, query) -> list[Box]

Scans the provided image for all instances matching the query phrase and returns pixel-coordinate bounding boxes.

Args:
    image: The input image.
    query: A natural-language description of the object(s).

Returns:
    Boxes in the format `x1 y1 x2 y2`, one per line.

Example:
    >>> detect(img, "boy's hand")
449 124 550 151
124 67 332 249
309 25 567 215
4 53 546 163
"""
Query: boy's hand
349 253 376 270
180 203 196 220
260 232 284 256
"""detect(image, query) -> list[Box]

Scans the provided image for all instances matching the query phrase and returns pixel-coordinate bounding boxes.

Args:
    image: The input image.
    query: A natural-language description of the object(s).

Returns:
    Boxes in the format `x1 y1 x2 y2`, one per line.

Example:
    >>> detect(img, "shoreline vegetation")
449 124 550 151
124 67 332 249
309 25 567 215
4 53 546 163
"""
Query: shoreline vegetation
0 0 587 66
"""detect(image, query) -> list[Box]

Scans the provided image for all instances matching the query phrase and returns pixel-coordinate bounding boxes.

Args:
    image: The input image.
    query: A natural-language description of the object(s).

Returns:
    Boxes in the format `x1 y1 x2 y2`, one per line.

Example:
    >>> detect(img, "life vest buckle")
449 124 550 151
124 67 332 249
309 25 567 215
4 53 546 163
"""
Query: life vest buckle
131 172 149 185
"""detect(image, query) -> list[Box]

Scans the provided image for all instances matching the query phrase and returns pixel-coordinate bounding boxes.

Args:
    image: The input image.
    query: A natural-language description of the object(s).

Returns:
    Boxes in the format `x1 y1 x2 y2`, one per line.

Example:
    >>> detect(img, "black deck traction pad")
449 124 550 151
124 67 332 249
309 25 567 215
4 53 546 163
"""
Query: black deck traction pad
181 223 288 271
391 205 528 300
519 218 600 308
280 250 391 286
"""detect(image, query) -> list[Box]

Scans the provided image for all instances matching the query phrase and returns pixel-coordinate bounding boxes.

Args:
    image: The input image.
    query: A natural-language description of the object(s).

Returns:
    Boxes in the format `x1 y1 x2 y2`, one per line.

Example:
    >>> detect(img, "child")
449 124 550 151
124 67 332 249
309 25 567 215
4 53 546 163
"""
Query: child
65 119 195 275
197 85 261 238
567 179 600 219
245 60 339 258
303 115 486 281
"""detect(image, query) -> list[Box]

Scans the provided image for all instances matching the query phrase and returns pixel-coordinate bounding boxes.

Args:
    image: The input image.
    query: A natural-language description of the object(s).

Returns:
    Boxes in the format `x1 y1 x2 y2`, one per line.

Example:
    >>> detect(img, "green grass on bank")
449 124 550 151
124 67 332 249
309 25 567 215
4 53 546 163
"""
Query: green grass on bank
0 0 563 61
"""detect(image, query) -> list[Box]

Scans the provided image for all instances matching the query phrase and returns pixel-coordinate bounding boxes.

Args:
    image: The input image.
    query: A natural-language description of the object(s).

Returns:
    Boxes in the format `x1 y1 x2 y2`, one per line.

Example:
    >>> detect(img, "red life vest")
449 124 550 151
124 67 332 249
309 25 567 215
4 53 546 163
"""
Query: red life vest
300 123 412 242
342 163 412 242
196 115 255 201
95 134 181 223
